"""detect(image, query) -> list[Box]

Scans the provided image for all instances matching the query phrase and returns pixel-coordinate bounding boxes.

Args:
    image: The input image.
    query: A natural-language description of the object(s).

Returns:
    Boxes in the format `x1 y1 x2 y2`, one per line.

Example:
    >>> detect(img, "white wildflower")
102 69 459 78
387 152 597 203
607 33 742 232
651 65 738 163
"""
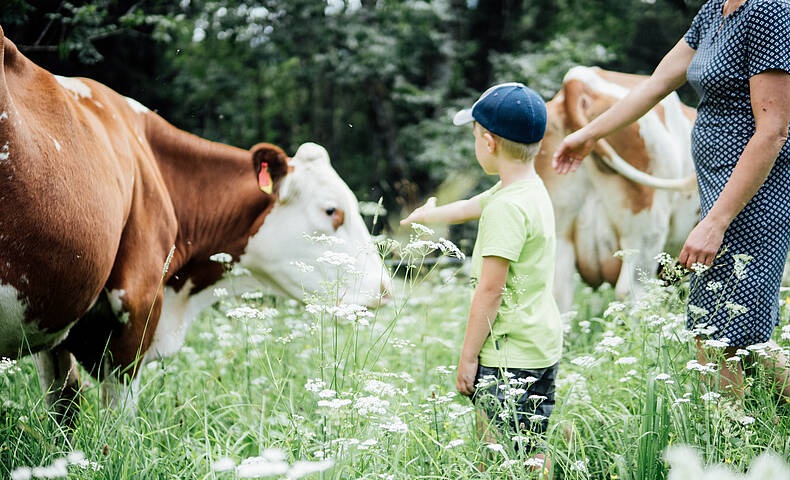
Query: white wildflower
739 415 755 425
290 261 314 273
654 252 673 266
287 460 334 479
305 378 327 392
213 457 236 472
615 356 638 365
688 305 709 318
0 357 20 375
570 355 597 368
237 452 289 478
485 443 505 453
317 389 336 399
655 373 672 381
724 302 748 316
732 254 752 279
242 292 265 302
317 398 352 409
691 262 709 274
316 251 356 266
227 306 269 320
31 458 68 478
445 439 464 449
304 233 345 246
700 391 721 402
705 338 730 348
706 281 722 292
410 223 434 236
570 459 588 473
358 439 378 450
354 395 389 416
524 457 544 467
213 287 228 297
603 302 626 318
10 468 31 480
437 237 465 259
380 416 408 433
210 252 233 263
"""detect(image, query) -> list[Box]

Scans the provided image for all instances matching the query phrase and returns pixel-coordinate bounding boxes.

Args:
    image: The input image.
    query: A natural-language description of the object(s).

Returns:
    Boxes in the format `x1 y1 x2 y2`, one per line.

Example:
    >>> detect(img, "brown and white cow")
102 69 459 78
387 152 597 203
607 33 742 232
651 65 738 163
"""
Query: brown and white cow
534 66 699 311
0 27 388 419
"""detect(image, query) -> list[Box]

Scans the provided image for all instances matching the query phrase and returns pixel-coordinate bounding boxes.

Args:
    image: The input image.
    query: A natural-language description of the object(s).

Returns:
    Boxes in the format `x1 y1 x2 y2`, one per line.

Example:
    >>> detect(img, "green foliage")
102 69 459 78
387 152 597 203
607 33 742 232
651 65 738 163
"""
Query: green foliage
0 0 703 227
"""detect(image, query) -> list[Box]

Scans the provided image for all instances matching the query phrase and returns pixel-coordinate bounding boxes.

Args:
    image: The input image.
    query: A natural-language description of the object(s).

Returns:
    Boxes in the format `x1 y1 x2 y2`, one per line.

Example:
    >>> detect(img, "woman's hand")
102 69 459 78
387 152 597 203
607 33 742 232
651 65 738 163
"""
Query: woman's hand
400 197 437 225
552 129 597 174
678 217 727 269
456 355 478 397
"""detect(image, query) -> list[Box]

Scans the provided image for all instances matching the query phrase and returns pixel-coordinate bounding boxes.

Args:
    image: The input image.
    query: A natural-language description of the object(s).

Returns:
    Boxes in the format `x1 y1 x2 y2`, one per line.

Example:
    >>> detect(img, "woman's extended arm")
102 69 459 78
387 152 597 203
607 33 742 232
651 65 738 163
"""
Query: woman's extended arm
678 70 790 268
552 39 697 174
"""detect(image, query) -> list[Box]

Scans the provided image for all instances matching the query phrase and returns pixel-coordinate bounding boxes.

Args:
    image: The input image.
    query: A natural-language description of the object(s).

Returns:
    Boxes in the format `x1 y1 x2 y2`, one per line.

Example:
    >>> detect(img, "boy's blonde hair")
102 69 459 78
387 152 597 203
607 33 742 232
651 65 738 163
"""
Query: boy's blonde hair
475 122 541 163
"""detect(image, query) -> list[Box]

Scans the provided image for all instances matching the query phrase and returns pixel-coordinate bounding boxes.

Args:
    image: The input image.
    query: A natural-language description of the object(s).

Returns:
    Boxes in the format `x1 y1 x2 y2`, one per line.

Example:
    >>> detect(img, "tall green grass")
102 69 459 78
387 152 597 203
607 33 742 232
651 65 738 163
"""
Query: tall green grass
1 230 789 479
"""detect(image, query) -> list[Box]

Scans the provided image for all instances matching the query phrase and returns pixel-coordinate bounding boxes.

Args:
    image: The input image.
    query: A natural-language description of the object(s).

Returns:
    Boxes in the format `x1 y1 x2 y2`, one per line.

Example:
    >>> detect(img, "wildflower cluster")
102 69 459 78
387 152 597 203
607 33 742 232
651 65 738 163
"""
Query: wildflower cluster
11 451 102 480
212 448 333 479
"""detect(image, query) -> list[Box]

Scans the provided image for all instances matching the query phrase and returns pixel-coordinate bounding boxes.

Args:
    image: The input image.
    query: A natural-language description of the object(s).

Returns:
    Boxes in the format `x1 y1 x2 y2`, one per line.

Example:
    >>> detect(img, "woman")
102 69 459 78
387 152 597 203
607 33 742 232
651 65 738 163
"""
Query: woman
553 0 790 399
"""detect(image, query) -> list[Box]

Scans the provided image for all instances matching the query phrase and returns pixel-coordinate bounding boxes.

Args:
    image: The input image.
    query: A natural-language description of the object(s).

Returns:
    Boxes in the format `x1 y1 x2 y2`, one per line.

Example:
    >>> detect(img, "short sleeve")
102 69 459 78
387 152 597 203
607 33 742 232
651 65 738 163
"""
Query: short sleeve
684 1 714 50
477 201 528 262
476 181 502 209
747 1 790 77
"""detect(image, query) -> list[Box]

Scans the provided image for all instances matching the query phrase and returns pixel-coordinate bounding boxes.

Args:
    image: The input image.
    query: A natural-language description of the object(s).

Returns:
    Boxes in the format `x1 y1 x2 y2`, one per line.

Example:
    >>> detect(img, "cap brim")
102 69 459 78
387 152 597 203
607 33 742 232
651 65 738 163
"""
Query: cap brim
452 108 474 126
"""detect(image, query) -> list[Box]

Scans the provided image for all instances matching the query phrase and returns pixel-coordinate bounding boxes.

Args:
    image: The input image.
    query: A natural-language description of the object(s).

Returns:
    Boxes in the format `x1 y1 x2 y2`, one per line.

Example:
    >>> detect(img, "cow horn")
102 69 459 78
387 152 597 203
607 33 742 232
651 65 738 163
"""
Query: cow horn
595 138 697 191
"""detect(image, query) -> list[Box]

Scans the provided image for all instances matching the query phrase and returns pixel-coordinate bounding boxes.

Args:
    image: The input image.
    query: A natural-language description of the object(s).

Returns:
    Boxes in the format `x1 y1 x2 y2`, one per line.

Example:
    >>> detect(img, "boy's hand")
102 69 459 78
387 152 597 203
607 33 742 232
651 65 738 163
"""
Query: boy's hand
400 197 437 225
456 355 478 397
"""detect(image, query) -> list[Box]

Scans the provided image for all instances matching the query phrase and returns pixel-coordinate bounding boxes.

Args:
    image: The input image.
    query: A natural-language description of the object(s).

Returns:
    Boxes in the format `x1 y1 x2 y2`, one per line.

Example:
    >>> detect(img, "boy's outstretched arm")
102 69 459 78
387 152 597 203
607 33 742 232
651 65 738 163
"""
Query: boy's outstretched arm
400 194 484 226
457 256 509 396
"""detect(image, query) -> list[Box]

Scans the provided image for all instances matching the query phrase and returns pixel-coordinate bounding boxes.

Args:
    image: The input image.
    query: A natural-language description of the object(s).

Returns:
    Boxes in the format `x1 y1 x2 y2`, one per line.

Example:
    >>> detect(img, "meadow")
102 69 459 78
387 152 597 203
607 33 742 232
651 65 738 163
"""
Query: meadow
1 225 790 479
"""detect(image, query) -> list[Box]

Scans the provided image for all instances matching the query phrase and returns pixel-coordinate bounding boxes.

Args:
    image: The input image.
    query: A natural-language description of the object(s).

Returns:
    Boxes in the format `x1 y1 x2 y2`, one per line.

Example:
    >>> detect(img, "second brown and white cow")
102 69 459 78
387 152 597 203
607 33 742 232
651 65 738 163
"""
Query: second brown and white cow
0 26 389 420
534 66 699 311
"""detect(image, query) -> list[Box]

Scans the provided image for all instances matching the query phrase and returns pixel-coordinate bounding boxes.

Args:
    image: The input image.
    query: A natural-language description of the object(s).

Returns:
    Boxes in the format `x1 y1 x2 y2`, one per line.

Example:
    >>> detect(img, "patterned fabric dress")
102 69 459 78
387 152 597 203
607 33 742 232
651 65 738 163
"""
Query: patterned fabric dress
684 0 790 346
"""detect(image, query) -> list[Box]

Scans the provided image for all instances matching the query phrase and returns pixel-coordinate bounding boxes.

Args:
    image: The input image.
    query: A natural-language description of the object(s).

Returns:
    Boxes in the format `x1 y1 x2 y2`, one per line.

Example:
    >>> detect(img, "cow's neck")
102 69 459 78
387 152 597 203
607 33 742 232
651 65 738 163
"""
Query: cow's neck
143 114 272 295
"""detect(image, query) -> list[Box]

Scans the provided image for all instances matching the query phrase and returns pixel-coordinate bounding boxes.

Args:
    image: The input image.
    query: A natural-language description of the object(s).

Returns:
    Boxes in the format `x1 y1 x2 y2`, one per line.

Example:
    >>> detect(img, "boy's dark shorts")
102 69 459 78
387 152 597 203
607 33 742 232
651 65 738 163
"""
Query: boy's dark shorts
472 362 558 448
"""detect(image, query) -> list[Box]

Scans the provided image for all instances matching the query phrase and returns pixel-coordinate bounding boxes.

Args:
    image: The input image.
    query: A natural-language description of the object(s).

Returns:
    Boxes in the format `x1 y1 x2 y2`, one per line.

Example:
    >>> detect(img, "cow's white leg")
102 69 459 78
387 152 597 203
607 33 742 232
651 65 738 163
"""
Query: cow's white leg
100 359 141 416
33 347 81 425
554 236 577 313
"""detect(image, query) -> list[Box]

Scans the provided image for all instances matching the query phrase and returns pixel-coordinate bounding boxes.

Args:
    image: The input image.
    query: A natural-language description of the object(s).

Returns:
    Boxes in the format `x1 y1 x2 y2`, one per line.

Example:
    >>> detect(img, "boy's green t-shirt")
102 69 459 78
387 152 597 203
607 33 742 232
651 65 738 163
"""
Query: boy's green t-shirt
471 178 563 369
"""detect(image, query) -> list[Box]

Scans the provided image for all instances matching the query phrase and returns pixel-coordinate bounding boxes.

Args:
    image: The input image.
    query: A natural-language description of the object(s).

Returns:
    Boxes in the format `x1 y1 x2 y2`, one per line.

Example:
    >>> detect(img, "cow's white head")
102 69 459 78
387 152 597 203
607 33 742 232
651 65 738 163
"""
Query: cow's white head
241 143 391 307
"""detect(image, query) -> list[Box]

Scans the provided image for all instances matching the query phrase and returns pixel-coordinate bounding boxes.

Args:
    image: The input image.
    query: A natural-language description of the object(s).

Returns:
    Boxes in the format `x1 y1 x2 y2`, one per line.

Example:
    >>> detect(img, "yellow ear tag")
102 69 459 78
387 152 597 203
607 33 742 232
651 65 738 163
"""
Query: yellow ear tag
258 162 273 194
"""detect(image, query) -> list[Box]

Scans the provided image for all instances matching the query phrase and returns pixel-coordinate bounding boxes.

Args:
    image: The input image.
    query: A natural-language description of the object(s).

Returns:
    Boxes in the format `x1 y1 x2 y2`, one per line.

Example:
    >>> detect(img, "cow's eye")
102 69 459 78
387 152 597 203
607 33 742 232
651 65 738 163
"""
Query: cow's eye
325 207 336 216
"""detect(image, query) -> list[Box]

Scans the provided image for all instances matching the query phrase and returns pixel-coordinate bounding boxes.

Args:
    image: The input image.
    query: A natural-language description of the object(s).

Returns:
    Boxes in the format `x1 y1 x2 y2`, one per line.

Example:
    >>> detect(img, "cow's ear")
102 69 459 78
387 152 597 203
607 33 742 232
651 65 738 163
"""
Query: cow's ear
250 143 289 196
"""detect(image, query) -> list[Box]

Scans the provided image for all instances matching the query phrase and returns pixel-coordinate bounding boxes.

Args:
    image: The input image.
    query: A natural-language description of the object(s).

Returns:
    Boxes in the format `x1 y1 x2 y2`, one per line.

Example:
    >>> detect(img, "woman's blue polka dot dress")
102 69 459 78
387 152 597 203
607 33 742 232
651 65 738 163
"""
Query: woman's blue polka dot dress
684 0 790 346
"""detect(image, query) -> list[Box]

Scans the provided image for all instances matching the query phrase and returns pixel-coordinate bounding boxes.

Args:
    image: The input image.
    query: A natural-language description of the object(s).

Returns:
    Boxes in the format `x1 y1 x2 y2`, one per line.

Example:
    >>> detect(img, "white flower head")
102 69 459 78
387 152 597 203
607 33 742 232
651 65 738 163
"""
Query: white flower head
410 222 435 236
445 439 464 449
212 457 236 472
732 253 753 279
615 356 638 365
210 252 233 264
291 260 315 273
654 252 673 266
485 443 505 453
690 262 709 274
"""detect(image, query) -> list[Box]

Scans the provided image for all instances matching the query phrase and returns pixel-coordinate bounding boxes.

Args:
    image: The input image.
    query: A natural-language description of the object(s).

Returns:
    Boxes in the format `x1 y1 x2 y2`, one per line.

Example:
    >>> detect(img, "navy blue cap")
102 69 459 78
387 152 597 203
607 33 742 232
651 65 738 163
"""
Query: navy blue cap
453 82 547 144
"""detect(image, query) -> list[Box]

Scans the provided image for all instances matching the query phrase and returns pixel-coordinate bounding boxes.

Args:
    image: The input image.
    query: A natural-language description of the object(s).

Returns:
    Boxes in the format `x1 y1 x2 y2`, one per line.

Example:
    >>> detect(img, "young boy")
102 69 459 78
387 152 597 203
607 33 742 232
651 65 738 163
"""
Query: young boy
401 83 563 472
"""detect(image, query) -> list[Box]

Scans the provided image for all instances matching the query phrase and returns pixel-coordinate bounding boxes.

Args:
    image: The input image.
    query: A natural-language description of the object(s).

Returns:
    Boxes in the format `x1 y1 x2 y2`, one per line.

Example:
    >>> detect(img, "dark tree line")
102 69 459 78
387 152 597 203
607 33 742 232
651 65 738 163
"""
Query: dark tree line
2 0 704 229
